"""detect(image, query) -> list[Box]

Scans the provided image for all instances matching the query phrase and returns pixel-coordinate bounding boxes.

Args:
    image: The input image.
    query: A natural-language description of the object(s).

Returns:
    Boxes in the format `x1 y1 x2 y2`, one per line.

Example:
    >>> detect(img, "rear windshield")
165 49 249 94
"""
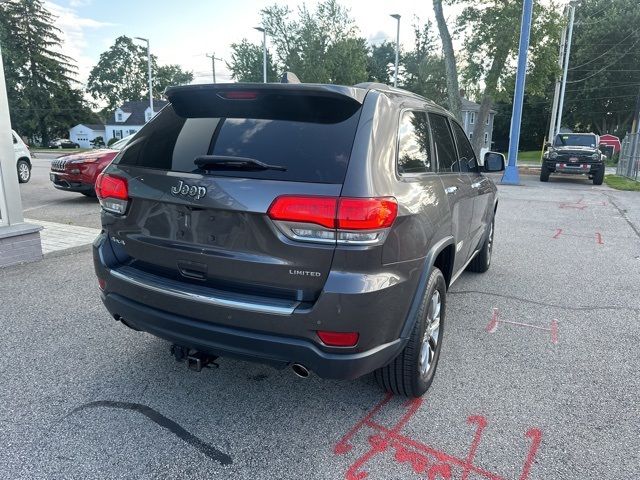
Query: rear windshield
115 104 361 184
554 134 596 148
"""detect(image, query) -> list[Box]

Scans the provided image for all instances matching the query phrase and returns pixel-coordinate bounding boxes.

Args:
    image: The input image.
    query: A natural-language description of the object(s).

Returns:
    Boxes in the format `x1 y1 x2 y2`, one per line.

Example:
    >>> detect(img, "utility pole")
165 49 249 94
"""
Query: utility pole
206 53 222 83
254 27 267 83
555 4 575 136
501 0 535 185
390 14 401 87
548 7 569 144
135 37 154 119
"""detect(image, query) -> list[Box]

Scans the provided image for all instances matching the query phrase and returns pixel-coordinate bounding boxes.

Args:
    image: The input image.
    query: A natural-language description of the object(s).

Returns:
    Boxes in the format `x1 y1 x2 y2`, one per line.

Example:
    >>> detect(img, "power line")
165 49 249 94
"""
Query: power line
569 31 638 70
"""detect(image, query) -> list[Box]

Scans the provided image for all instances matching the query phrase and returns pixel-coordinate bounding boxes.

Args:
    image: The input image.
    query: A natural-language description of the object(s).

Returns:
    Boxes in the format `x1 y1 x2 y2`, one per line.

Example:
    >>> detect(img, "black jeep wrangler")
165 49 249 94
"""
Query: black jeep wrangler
541 133 605 185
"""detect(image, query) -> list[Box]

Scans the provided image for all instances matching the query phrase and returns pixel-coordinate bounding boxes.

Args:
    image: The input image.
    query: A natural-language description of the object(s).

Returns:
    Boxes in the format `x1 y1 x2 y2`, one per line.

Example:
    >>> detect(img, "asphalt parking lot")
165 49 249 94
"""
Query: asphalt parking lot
2 165 639 479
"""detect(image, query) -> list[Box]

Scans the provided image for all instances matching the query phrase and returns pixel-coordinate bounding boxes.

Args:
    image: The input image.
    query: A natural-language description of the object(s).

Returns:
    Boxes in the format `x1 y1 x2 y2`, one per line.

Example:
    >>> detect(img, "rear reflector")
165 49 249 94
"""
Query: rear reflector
317 331 359 347
98 278 106 290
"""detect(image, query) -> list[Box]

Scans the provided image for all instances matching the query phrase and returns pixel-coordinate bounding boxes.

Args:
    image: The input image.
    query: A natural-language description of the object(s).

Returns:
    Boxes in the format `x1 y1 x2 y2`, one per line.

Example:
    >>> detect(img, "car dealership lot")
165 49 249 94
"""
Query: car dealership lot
2 174 639 479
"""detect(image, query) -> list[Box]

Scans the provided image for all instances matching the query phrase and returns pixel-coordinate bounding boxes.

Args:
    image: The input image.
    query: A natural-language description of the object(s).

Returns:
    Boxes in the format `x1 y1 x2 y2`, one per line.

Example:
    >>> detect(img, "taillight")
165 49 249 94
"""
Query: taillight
267 196 397 245
95 173 128 215
317 331 359 347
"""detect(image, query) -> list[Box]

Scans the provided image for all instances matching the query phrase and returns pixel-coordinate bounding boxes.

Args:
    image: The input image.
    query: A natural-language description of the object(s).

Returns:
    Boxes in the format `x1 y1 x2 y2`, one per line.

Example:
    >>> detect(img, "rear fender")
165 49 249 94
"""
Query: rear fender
399 236 455 340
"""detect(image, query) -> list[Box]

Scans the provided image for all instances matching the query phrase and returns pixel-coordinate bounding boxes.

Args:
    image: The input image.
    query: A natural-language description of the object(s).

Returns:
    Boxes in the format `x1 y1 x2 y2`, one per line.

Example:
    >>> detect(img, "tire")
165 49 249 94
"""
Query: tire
540 164 550 182
593 168 604 185
467 218 494 273
17 159 31 183
374 267 446 398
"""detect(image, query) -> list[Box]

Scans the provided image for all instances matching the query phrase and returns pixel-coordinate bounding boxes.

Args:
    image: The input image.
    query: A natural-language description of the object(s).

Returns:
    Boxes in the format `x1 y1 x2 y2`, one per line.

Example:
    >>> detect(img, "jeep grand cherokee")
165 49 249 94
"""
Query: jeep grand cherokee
93 81 504 397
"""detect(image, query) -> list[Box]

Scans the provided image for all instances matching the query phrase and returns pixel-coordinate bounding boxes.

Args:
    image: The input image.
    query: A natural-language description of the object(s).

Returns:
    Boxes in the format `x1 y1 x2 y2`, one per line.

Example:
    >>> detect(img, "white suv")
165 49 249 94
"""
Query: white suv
12 130 32 183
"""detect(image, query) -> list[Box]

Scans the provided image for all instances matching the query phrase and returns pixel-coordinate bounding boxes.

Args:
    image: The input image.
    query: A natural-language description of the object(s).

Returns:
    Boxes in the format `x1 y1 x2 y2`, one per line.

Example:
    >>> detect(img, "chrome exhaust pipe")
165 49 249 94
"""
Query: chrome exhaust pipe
291 363 310 378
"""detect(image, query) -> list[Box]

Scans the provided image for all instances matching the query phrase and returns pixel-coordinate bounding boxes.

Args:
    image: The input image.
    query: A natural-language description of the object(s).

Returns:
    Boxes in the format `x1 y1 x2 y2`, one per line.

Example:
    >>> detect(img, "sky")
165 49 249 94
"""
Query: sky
46 0 449 88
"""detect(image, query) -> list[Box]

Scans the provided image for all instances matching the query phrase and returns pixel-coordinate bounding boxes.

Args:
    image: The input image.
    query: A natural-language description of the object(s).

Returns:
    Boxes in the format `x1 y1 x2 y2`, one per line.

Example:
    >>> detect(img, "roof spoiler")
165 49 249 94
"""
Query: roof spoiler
165 83 367 123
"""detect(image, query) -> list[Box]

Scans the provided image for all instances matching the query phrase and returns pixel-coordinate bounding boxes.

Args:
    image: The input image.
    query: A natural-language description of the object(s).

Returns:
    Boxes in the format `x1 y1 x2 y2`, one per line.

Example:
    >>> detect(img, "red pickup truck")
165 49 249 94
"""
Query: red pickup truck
49 135 133 196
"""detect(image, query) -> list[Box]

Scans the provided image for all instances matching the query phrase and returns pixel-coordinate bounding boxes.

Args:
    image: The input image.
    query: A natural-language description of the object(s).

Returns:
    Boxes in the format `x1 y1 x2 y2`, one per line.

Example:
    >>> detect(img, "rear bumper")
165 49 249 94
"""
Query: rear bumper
101 292 405 379
93 233 419 379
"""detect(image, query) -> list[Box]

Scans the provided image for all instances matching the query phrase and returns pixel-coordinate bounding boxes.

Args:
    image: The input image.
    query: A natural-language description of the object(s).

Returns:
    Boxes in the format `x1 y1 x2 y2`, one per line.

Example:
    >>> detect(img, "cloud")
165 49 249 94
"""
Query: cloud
44 1 113 85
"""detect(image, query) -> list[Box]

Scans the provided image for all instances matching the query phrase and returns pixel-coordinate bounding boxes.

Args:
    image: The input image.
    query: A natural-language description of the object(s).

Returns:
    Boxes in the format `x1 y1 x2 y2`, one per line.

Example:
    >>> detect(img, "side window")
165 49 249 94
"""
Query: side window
450 120 478 173
397 111 433 174
428 113 458 173
12 133 18 144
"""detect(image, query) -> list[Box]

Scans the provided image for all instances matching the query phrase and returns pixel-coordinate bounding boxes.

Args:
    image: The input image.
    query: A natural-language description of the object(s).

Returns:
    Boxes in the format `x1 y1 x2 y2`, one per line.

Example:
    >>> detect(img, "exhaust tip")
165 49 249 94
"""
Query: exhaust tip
291 363 310 378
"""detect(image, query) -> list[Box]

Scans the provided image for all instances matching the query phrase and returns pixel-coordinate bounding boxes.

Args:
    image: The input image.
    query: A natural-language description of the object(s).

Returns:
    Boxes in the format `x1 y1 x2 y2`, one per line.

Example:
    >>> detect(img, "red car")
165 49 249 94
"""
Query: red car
49 135 133 197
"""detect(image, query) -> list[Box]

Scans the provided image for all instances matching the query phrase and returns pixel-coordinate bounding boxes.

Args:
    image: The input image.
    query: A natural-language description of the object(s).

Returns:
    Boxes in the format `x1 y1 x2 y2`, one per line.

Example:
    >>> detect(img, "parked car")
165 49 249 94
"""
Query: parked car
48 138 80 149
49 135 133 196
541 133 605 185
93 82 504 398
12 129 32 183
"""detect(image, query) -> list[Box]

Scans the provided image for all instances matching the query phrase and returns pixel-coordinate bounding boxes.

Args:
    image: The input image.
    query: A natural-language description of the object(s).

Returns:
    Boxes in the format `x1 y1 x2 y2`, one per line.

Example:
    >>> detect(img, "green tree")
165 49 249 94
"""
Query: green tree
433 0 463 121
257 0 369 84
0 0 95 144
87 36 193 111
561 0 640 135
456 0 563 154
227 39 278 82
401 21 447 103
367 41 395 84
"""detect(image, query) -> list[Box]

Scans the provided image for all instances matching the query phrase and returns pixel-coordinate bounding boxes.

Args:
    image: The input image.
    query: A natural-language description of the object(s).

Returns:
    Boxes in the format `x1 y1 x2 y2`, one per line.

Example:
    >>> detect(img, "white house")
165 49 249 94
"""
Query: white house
69 124 105 148
105 100 168 141
460 97 497 150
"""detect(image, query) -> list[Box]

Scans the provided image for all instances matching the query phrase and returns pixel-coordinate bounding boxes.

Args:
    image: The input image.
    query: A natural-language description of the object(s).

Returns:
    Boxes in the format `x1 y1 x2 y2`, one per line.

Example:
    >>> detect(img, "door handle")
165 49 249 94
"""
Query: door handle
471 181 483 189
445 186 458 195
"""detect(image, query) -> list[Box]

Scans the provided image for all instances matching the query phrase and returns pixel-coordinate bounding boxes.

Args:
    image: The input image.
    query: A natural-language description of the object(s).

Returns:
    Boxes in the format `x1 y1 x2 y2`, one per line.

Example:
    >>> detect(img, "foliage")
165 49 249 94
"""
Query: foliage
562 0 640 136
87 36 193 111
367 41 395 84
0 0 99 144
227 39 278 82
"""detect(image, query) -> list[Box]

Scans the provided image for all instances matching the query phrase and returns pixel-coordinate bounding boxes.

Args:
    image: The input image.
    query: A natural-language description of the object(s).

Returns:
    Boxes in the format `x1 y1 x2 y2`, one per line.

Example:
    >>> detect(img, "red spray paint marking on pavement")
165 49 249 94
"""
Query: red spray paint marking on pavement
487 308 559 344
551 228 603 245
559 198 607 209
595 232 604 245
334 395 543 480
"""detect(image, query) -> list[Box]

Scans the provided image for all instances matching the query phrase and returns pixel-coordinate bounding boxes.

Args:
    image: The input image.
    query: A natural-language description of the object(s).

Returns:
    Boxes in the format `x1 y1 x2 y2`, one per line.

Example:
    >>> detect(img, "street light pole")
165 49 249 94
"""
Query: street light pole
206 53 223 83
390 14 401 87
134 37 154 120
501 0 535 185
548 6 569 144
555 4 575 136
254 27 267 83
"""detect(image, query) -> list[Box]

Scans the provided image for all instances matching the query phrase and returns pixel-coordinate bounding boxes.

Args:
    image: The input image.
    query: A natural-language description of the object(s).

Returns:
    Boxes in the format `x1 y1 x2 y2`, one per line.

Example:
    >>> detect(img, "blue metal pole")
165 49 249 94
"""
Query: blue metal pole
501 0 535 185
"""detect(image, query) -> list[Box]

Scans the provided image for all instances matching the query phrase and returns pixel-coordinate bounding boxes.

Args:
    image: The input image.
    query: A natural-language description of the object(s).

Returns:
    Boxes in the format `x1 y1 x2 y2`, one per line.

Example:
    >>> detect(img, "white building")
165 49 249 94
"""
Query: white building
105 100 168 141
460 97 496 150
69 124 105 148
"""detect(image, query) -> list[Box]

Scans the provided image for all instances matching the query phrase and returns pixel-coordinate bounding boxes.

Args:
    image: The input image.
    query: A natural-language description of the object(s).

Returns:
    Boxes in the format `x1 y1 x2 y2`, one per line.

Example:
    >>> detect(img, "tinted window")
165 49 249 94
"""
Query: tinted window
450 121 478 173
428 113 458 173
116 104 361 184
397 111 433 174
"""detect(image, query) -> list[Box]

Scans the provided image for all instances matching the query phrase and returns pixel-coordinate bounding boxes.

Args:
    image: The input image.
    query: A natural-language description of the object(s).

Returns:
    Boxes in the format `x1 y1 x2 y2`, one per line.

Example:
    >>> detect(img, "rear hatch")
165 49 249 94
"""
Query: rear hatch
101 84 365 304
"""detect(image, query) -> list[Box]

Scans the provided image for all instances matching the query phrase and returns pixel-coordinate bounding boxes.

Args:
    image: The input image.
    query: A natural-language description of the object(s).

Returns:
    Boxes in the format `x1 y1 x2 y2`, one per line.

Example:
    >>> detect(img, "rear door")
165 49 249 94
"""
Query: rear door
105 86 364 304
449 120 490 253
428 113 475 272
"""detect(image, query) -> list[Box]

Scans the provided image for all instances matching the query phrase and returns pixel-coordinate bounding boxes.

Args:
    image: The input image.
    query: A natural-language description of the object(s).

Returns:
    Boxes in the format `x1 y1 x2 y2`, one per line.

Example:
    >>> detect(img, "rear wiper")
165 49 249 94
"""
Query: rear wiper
194 155 287 172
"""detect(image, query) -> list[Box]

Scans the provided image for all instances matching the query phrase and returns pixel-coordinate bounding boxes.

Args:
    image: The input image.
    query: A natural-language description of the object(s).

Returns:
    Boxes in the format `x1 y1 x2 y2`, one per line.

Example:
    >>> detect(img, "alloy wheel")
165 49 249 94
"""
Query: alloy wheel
419 289 441 378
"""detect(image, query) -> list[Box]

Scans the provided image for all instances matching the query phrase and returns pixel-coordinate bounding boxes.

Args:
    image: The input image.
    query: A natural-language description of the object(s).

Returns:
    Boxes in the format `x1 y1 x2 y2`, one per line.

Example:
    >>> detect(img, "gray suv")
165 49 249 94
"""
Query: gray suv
93 82 504 397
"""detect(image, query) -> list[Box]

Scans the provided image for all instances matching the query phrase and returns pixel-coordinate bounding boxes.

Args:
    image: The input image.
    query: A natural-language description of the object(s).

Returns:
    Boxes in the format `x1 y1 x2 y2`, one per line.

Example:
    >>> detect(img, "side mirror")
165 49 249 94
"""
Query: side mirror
483 152 505 172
